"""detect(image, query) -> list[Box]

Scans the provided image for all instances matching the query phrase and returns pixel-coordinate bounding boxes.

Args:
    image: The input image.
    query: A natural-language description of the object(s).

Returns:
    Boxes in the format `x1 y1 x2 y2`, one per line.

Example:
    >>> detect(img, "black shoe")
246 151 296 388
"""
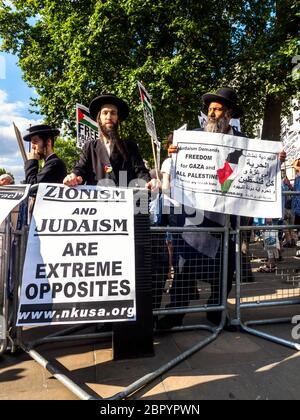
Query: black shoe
156 314 184 330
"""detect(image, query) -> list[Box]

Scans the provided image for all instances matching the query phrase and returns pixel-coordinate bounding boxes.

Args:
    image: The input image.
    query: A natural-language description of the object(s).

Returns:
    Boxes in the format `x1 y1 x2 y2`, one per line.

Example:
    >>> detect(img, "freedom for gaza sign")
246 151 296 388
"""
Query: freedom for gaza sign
172 131 282 219
17 184 136 326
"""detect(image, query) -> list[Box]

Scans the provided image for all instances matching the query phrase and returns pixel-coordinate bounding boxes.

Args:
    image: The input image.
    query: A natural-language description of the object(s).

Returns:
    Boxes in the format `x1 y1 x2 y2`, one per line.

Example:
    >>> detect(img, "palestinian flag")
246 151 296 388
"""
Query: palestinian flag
217 149 243 193
76 104 98 131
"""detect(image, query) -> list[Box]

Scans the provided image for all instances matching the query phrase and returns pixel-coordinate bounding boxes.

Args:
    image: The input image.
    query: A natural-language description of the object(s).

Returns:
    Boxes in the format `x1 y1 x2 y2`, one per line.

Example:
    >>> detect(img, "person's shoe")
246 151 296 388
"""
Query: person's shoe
156 314 184 330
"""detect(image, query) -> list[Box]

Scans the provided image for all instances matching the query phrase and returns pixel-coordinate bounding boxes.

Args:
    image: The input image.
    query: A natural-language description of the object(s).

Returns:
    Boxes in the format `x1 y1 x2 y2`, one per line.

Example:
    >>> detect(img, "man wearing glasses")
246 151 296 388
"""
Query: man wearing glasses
158 87 286 330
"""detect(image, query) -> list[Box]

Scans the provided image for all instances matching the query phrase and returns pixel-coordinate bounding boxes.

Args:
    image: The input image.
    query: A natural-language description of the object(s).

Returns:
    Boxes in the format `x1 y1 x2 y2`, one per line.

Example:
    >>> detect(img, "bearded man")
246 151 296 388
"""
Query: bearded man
64 94 152 188
157 87 286 330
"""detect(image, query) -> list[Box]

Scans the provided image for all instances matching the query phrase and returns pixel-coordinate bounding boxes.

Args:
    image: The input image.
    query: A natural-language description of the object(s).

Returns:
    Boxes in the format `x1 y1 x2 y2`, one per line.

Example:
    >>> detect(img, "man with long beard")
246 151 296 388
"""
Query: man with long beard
157 87 286 330
63 94 152 188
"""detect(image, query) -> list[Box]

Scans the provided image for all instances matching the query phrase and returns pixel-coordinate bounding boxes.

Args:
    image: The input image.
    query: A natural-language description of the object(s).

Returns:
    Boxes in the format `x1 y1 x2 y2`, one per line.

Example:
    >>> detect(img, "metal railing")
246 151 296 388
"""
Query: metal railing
2 185 300 399
232 191 300 350
0 185 229 400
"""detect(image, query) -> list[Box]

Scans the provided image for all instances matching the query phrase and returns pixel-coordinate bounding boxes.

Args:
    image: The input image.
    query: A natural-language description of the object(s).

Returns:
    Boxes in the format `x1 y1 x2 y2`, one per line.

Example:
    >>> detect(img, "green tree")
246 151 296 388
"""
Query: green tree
0 0 242 165
220 0 299 139
54 138 81 173
0 0 298 161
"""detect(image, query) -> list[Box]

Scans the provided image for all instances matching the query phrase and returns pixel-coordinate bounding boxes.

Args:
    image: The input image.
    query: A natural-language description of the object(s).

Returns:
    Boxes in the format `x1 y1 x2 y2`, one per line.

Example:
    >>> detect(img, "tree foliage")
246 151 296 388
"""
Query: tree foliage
0 0 298 165
54 137 81 173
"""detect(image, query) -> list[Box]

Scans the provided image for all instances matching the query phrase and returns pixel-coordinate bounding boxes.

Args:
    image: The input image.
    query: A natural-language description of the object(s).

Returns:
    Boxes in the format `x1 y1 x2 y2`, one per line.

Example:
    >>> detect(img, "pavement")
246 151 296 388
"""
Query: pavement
1 240 300 400
0 305 300 400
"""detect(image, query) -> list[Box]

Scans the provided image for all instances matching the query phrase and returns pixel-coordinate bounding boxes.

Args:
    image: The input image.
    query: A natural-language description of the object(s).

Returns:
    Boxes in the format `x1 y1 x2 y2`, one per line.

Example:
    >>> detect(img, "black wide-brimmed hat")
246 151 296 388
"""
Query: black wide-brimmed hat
23 124 60 142
89 94 129 122
202 87 244 118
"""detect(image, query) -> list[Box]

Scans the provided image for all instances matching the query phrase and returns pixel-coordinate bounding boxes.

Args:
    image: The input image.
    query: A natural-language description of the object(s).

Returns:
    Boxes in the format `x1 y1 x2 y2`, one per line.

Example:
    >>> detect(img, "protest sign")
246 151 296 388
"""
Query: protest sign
282 130 300 165
178 123 187 131
172 131 282 218
76 103 99 148
137 81 160 146
0 185 30 225
138 81 161 173
17 184 136 326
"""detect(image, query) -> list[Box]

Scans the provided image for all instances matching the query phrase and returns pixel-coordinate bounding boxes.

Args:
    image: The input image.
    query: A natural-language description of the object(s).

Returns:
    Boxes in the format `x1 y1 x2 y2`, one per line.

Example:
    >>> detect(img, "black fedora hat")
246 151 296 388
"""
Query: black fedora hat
202 87 244 118
89 94 129 122
23 124 60 142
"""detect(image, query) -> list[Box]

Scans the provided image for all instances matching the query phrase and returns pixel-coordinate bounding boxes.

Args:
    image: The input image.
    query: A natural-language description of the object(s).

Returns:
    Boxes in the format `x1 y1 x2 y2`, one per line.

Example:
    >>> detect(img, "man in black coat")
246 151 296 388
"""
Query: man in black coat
64 94 152 188
157 87 286 329
23 124 67 185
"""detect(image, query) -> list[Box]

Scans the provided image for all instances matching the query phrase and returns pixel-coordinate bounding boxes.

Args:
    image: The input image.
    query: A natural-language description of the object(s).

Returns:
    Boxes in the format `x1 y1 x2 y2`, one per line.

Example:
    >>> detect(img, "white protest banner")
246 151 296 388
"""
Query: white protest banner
282 130 300 164
178 123 188 131
0 185 30 225
76 103 99 148
17 184 136 326
172 131 282 218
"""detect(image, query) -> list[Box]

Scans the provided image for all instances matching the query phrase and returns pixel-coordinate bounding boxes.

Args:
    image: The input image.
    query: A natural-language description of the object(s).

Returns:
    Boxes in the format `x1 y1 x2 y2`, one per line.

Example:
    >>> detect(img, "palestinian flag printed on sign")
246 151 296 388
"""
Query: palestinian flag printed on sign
76 104 98 131
217 149 243 193
76 103 99 148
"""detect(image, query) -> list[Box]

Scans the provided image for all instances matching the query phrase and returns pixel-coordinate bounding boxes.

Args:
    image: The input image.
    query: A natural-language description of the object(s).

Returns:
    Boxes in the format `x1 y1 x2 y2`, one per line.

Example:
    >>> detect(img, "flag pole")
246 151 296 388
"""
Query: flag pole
13 122 27 163
151 137 160 180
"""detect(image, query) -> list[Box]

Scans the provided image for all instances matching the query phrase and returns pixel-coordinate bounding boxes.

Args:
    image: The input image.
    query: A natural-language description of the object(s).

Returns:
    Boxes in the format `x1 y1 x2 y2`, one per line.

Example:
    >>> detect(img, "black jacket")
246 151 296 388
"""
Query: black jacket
25 153 67 185
73 139 150 186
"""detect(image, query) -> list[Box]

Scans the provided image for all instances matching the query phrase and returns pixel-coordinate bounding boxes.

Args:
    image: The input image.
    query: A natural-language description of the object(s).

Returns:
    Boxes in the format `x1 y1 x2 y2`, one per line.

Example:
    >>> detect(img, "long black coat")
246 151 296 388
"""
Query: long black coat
73 139 150 186
25 154 67 185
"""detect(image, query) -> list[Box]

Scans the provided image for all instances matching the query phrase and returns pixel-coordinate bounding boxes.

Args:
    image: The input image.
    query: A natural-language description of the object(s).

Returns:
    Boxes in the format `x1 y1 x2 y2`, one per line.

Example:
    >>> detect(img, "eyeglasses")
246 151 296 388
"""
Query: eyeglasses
208 107 224 113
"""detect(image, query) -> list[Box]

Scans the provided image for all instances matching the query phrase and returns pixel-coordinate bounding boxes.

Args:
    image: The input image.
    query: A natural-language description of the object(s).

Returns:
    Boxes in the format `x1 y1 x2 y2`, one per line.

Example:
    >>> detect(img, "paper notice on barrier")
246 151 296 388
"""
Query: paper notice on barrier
0 185 30 225
17 184 136 326
172 131 282 218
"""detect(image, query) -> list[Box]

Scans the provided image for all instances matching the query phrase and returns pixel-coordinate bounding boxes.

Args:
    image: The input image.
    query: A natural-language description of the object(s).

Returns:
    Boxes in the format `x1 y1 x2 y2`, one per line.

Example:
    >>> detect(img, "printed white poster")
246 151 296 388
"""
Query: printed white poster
282 131 300 164
0 185 30 225
172 131 282 218
17 184 136 326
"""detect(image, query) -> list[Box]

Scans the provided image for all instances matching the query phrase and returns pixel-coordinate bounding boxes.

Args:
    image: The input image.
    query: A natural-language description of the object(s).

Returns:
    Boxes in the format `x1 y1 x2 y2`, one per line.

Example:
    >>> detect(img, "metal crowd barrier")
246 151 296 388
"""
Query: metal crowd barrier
233 191 300 350
0 204 25 356
4 183 299 399
0 217 10 355
0 185 230 400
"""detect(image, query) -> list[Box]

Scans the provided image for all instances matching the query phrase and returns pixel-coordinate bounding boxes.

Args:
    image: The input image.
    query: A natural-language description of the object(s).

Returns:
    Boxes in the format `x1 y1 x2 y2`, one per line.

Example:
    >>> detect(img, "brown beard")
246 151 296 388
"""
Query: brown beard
204 116 230 134
99 122 129 161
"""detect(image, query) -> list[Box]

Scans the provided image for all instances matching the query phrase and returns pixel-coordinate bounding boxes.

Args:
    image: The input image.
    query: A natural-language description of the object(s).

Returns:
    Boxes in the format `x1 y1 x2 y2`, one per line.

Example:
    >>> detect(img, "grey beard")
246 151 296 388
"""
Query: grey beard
204 117 230 134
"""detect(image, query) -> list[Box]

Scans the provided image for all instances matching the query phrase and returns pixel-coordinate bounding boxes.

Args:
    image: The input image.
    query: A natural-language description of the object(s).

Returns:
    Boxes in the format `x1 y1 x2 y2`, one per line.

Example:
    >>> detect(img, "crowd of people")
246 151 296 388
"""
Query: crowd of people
1 88 299 332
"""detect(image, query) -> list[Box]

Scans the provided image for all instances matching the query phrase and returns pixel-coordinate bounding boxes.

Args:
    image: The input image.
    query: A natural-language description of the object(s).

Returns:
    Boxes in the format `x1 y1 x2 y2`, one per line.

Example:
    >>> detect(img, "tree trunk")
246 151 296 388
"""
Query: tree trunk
261 94 282 141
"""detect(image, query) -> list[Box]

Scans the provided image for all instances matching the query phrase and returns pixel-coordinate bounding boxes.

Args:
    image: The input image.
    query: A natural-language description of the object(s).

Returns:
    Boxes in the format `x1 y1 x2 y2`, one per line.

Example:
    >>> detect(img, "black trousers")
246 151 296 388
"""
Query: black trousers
168 234 235 309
